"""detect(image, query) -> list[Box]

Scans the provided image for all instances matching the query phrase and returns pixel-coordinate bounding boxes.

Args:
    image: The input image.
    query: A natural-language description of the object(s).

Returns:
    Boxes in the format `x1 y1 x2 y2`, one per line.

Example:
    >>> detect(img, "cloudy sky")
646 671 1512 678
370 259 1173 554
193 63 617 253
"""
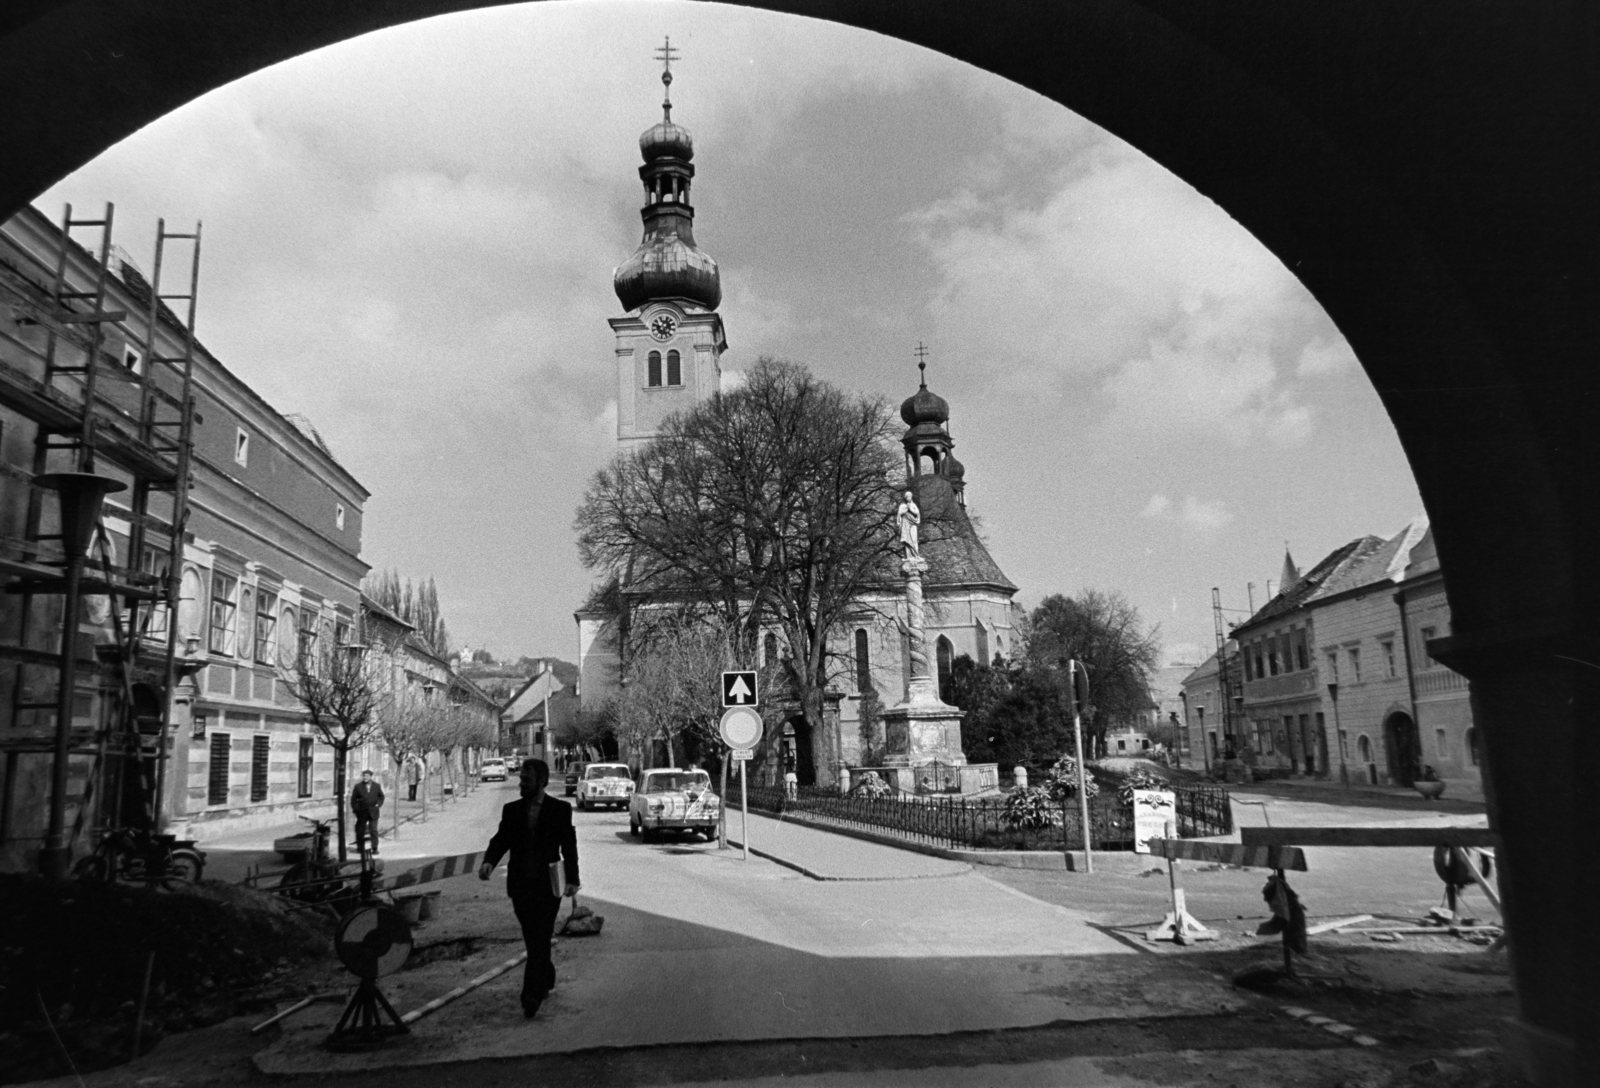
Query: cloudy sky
38 1 1424 666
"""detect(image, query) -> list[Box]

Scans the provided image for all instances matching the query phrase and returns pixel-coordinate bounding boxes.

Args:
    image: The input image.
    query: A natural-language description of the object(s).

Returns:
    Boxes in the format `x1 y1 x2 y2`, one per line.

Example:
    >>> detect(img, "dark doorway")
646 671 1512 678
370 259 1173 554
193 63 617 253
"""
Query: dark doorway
1385 712 1422 786
788 716 817 787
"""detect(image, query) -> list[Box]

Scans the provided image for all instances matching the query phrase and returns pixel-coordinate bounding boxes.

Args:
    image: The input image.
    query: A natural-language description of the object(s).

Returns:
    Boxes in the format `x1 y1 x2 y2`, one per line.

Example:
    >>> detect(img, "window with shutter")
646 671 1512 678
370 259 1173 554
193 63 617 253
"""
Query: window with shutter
208 733 231 805
251 735 270 802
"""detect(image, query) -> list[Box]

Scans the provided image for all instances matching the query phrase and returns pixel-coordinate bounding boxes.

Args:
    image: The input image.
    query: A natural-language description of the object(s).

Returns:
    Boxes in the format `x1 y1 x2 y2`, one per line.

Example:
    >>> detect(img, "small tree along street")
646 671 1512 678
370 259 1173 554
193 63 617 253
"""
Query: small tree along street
277 642 383 863
576 358 902 767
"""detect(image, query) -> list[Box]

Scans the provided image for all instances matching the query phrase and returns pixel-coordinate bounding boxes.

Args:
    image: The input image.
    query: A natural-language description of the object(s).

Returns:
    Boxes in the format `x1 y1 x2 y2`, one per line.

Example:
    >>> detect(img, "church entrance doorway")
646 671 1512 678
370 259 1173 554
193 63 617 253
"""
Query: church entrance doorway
1384 712 1422 787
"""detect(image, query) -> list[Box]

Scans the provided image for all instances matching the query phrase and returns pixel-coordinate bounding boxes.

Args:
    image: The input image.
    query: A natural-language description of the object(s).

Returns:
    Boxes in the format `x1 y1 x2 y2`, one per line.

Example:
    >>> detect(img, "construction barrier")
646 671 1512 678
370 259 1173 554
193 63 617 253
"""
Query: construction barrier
376 851 484 893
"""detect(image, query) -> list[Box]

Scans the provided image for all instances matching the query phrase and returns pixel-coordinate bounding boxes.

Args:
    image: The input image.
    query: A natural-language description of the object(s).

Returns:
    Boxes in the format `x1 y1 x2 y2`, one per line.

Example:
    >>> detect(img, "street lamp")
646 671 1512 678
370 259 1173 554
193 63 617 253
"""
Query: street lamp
1328 682 1348 787
35 471 126 878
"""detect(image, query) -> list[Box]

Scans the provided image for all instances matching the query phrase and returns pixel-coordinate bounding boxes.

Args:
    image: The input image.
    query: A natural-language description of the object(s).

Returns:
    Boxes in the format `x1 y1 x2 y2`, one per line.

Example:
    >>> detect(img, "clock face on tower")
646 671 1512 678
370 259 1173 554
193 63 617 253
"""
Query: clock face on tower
649 313 678 341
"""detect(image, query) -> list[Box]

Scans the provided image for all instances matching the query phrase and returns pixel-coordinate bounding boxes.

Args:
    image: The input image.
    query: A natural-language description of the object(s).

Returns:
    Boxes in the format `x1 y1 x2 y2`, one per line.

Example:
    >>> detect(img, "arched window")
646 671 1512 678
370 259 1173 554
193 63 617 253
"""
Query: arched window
667 349 681 385
764 632 778 666
647 351 662 387
1357 734 1373 763
1466 727 1480 766
854 628 871 693
936 636 954 702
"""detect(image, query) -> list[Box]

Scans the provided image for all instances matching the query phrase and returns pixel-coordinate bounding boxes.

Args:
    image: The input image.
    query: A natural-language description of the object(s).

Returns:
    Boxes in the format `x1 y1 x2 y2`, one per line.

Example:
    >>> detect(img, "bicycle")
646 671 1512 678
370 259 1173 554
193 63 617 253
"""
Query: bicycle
73 827 206 888
276 815 375 917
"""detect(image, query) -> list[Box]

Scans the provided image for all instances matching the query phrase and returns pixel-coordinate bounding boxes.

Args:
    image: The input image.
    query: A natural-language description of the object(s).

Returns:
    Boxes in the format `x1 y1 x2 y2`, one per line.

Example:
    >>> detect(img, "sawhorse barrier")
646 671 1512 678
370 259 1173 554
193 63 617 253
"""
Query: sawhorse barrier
1146 839 1309 952
1240 826 1502 928
374 851 484 893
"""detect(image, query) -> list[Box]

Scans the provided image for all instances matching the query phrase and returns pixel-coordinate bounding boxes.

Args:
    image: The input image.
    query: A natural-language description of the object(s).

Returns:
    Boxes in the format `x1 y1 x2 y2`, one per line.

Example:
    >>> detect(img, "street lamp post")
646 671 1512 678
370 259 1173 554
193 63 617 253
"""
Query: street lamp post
35 471 126 879
1068 658 1094 874
1328 682 1348 787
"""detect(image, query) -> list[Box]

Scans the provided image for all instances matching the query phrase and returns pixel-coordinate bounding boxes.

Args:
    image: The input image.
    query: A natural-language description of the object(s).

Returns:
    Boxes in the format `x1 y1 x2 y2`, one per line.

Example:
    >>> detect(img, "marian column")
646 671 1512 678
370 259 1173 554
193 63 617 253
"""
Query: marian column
880 489 967 788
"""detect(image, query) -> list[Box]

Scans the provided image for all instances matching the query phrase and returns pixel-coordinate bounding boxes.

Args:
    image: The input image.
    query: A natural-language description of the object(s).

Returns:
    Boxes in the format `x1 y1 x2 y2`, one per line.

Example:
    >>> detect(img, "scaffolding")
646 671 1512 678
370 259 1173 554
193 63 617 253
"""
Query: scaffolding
0 203 201 860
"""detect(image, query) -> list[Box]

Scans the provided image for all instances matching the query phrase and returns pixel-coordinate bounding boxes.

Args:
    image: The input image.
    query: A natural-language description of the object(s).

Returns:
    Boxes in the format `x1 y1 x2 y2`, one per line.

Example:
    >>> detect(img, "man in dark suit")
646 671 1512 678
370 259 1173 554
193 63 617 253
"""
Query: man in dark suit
479 758 580 1018
350 769 384 855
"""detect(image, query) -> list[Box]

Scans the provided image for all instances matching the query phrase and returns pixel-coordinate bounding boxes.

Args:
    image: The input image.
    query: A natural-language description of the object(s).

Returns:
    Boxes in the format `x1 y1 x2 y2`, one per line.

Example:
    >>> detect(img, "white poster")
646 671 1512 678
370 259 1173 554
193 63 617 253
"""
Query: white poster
1133 789 1177 854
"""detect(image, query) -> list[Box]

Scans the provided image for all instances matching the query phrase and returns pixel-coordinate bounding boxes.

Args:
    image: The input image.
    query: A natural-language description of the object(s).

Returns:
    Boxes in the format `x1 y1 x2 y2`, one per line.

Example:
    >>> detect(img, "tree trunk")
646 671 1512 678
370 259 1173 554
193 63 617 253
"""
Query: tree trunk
391 756 404 840
333 742 349 863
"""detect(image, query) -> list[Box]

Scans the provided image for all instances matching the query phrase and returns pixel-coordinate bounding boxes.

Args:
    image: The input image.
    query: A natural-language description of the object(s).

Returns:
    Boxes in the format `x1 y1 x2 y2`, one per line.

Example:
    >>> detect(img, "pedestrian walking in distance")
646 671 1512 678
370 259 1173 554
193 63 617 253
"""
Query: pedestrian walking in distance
350 769 384 856
406 757 421 801
479 758 580 1019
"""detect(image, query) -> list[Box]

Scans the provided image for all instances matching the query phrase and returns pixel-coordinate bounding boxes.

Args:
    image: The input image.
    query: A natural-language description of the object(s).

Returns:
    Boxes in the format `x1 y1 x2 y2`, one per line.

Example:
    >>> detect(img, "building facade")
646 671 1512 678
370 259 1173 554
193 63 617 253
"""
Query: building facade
0 204 371 864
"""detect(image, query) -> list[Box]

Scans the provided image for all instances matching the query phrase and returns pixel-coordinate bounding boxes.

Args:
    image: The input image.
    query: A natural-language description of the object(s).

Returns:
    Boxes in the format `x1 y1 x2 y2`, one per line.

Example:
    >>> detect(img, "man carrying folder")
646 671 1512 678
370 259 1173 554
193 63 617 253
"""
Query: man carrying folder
479 758 580 1018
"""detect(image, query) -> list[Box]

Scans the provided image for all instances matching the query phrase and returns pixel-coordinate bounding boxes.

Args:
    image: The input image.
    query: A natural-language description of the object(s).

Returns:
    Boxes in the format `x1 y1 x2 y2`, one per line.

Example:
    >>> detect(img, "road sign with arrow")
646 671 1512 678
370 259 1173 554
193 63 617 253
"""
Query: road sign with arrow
721 670 758 707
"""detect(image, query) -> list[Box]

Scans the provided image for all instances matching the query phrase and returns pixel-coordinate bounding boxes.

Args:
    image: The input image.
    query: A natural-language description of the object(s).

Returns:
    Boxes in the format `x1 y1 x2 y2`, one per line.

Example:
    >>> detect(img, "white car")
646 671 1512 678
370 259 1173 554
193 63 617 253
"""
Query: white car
574 763 635 810
479 759 507 782
629 768 720 841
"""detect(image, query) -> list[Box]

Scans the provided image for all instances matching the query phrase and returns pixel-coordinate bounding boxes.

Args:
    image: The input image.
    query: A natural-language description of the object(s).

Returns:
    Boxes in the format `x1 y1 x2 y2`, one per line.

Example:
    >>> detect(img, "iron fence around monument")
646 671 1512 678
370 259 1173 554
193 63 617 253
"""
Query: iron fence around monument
740 781 1231 852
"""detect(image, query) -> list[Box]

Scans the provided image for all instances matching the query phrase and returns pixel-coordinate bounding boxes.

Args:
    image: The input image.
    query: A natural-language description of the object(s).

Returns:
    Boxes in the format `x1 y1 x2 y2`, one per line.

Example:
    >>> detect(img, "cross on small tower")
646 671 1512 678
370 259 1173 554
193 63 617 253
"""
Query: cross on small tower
914 342 930 386
655 36 681 120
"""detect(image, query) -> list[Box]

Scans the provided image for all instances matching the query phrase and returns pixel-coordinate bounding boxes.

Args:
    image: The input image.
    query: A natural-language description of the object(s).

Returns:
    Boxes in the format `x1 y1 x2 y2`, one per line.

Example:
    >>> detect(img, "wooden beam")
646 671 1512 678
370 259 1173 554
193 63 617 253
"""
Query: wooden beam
1148 837 1307 871
1241 826 1499 848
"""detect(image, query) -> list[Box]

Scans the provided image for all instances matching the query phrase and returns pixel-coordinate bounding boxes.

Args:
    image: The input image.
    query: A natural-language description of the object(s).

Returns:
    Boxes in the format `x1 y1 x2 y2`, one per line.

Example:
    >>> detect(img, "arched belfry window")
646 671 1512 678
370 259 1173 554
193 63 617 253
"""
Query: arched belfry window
647 351 662 387
667 349 681 386
854 628 871 693
936 636 954 702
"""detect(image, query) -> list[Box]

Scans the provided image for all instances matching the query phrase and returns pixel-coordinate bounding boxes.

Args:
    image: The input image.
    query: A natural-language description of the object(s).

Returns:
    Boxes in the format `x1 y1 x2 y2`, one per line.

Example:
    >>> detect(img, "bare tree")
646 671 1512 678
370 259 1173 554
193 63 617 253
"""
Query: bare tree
576 358 901 771
371 686 431 839
278 643 384 862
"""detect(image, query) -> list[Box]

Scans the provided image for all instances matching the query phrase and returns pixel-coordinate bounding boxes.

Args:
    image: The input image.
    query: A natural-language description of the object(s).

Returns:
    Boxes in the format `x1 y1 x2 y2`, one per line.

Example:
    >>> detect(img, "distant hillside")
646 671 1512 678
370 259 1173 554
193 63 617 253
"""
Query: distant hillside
456 657 579 703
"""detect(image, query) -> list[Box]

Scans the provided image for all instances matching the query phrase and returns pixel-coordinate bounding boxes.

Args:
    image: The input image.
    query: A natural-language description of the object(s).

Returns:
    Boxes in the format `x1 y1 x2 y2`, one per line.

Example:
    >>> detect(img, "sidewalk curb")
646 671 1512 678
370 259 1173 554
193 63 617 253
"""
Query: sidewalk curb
748 810 1151 874
724 834 971 882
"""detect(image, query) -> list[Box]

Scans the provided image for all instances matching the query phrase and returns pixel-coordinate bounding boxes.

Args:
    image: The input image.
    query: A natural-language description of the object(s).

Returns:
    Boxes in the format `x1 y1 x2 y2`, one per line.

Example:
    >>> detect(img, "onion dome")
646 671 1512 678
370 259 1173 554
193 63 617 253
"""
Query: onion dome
613 38 721 313
900 363 950 425
640 120 693 161
943 452 966 481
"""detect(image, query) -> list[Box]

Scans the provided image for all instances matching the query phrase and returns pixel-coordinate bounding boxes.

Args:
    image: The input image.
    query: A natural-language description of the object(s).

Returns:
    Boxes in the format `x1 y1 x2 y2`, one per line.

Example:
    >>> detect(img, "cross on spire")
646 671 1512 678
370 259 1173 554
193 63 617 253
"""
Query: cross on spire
914 342 930 387
655 36 680 121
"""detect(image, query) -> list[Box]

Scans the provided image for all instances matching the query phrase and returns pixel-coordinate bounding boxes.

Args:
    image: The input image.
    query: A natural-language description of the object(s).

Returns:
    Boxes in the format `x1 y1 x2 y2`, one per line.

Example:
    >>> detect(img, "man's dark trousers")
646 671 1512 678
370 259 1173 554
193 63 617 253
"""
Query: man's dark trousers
353 811 378 854
512 893 561 1005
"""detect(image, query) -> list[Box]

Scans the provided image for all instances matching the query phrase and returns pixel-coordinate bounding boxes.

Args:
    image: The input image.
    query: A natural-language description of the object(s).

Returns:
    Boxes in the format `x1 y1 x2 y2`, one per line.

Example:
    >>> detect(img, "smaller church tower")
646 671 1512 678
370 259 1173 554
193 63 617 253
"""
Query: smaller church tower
610 39 727 449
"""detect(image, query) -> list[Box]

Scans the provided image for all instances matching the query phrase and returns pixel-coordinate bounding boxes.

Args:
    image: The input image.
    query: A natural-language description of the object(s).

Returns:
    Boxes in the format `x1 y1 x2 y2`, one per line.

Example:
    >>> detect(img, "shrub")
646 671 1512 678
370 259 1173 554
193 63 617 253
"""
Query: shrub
851 770 892 799
1045 755 1100 803
1003 785 1059 830
1117 767 1171 805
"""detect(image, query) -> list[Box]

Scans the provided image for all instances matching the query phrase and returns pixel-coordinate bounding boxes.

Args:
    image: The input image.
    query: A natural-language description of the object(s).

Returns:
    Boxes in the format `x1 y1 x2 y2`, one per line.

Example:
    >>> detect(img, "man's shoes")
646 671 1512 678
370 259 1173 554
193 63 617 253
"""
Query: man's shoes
522 999 542 1019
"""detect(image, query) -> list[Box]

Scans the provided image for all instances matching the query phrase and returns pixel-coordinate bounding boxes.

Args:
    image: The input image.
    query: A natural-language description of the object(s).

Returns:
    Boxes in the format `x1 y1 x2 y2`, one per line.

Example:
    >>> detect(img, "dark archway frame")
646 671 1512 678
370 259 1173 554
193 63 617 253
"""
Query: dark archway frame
0 3 1588 1082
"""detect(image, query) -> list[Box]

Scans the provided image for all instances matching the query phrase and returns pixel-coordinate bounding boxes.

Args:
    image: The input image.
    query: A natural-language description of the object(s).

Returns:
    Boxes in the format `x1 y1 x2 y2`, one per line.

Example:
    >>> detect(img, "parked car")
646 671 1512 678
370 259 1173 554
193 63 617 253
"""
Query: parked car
564 762 587 796
629 768 720 841
479 759 507 782
575 763 635 810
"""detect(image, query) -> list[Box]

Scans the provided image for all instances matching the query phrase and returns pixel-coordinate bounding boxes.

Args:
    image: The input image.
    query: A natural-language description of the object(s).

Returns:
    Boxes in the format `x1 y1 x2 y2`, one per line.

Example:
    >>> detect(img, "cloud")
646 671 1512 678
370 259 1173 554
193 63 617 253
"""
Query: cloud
1180 496 1233 533
1296 335 1360 377
910 137 1340 445
1141 493 1234 535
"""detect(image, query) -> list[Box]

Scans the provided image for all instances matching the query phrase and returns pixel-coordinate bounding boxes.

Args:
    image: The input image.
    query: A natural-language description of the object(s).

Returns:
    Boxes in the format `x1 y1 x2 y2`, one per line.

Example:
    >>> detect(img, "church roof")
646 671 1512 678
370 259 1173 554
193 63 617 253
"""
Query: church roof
905 474 1017 593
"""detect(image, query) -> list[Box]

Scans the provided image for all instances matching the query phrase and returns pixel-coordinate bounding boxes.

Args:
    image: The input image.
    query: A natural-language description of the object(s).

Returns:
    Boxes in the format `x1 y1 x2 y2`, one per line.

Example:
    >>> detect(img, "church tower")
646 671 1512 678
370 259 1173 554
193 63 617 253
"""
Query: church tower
610 39 727 449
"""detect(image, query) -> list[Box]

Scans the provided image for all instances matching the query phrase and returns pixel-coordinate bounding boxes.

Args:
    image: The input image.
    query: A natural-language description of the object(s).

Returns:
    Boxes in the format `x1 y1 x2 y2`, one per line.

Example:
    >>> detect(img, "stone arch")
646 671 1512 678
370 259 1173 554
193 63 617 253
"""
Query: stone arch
0 4 1584 1076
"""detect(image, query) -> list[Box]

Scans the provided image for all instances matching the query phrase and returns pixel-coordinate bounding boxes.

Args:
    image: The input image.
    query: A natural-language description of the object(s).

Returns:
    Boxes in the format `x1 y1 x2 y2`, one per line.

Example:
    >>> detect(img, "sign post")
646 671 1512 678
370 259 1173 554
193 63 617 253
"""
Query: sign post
719 699 763 862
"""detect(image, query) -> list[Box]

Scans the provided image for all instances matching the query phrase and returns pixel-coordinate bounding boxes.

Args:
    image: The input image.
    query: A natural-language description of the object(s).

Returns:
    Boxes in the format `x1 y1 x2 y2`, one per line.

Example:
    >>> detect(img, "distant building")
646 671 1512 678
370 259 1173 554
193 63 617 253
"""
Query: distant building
1223 516 1475 788
1180 642 1241 771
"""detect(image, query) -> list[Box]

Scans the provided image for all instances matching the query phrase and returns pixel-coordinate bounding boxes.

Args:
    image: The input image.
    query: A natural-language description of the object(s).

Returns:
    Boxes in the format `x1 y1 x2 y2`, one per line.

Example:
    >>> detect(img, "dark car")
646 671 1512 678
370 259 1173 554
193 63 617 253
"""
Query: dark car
563 762 587 796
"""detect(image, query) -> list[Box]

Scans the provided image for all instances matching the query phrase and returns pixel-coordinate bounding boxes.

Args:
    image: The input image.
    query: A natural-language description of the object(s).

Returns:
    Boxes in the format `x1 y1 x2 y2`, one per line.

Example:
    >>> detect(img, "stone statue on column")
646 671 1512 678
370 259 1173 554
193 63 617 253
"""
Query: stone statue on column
897 490 921 559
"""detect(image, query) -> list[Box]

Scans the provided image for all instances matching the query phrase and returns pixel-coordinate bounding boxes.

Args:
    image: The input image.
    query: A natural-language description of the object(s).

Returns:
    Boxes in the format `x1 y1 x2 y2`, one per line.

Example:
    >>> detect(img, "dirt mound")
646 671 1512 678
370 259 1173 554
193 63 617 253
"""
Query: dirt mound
0 873 331 1083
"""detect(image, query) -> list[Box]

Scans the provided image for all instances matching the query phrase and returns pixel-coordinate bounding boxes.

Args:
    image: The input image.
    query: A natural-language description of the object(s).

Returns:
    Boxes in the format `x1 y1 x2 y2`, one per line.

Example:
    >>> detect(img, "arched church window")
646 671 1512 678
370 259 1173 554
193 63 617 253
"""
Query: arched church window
764 632 778 666
936 636 954 702
667 350 681 386
648 351 662 387
854 628 871 693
